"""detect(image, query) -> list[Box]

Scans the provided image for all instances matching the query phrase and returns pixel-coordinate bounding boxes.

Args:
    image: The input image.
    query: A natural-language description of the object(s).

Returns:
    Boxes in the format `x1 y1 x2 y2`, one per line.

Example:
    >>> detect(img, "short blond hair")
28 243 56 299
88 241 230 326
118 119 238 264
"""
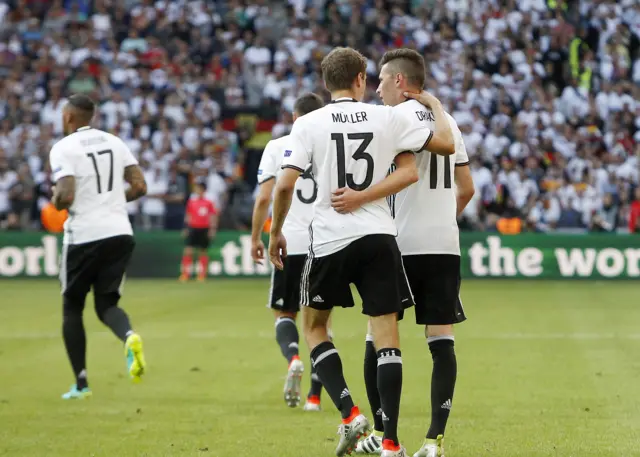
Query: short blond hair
321 47 367 92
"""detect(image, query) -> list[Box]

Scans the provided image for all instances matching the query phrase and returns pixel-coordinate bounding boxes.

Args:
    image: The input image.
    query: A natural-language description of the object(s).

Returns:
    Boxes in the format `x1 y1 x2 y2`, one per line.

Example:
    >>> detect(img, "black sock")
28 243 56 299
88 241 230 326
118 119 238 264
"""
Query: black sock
63 311 88 389
364 337 383 432
101 306 133 342
377 348 403 446
275 317 299 363
308 331 333 399
307 361 323 399
427 338 457 439
311 341 354 419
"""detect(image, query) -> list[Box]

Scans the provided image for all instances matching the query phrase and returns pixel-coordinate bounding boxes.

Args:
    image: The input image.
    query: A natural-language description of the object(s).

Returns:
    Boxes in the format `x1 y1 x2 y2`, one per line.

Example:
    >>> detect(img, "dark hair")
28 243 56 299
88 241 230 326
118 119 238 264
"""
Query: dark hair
67 94 96 119
321 47 367 92
379 48 426 89
293 93 324 116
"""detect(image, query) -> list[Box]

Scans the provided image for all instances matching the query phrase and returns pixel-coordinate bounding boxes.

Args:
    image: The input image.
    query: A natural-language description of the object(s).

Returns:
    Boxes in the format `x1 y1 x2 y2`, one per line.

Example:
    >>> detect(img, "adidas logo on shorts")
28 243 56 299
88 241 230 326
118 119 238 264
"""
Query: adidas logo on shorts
313 295 324 303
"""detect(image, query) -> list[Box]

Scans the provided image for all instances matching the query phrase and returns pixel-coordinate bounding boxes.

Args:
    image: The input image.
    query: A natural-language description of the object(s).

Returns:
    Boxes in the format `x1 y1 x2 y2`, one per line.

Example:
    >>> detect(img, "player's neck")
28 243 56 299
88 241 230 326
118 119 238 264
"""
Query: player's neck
69 124 91 133
330 90 358 101
399 86 421 105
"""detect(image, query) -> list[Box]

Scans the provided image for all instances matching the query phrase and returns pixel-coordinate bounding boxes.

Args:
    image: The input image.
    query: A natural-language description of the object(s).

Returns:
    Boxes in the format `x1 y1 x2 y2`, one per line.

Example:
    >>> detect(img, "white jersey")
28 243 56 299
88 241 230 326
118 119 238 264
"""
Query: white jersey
391 100 469 256
49 126 137 245
258 135 316 255
283 98 432 257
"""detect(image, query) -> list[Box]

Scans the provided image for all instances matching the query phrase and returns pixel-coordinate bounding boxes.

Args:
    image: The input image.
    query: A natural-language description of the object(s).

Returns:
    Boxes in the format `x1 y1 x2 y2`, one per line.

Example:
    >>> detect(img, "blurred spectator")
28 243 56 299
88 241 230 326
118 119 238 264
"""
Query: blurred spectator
0 0 637 234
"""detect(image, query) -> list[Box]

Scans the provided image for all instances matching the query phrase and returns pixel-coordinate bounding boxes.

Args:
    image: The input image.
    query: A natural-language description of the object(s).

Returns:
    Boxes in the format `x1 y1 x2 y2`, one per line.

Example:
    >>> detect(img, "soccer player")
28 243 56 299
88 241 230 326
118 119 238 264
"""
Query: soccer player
342 49 475 457
250 92 328 411
268 47 455 457
180 181 218 282
49 94 148 399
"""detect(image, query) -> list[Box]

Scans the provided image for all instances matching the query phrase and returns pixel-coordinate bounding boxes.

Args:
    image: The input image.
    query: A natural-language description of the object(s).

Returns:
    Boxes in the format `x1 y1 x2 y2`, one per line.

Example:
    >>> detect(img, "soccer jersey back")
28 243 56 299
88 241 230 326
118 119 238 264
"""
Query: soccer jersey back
50 127 137 245
391 100 469 255
258 135 316 255
283 98 431 257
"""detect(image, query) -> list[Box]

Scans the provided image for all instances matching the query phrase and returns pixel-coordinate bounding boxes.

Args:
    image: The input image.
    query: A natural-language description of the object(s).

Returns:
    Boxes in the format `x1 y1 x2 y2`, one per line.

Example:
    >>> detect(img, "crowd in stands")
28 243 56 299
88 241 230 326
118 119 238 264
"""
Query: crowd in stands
0 0 638 234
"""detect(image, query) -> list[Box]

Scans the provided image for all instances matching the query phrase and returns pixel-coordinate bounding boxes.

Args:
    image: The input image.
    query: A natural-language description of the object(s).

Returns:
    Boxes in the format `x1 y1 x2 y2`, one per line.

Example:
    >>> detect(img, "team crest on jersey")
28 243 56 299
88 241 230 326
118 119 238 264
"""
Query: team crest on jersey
284 150 292 157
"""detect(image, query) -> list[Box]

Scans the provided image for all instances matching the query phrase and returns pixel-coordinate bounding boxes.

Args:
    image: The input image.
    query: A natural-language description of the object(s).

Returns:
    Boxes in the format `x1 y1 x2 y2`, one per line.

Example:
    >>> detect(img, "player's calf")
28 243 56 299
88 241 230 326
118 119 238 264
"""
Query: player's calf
180 247 194 281
62 296 89 393
275 311 303 407
95 293 132 342
370 313 403 450
425 325 456 443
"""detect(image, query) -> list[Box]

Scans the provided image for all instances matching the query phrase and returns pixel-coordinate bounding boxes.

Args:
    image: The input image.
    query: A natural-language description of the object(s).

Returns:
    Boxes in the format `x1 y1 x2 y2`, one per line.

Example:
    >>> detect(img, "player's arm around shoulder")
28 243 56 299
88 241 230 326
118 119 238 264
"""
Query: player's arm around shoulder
405 91 455 156
331 152 418 214
124 164 147 202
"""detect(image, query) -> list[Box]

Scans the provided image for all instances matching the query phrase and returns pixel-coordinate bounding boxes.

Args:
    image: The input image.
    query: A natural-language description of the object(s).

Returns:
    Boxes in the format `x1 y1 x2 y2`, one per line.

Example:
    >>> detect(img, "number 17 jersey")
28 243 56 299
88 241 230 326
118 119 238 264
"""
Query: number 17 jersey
282 98 432 257
49 127 137 245
257 134 316 256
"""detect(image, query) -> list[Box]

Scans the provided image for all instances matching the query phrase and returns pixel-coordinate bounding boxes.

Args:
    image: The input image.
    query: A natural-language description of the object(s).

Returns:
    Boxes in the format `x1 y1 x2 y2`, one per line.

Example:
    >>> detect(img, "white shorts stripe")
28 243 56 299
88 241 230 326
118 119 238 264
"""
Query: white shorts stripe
312 348 338 366
59 243 69 295
118 273 126 296
400 257 413 302
267 268 276 308
300 223 315 307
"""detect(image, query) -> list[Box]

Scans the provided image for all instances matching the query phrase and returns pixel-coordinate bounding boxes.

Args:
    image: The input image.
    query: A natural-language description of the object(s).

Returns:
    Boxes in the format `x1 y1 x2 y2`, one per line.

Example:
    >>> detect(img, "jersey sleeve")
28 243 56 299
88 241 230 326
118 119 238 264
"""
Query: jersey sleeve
282 118 312 172
446 113 469 166
257 140 278 184
389 107 433 153
209 200 217 215
49 143 75 182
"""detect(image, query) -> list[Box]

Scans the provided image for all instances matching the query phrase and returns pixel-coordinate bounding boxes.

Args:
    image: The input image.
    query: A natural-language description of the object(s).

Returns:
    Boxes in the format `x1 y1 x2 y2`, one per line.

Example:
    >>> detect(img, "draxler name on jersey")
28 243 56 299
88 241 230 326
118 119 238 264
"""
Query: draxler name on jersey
415 110 435 122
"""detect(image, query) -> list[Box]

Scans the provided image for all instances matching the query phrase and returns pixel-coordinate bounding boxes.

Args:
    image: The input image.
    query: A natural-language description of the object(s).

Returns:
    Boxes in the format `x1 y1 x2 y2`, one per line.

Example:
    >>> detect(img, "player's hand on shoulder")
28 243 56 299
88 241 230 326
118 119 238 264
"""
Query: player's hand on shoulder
331 187 364 214
404 90 442 109
251 238 265 264
268 232 287 270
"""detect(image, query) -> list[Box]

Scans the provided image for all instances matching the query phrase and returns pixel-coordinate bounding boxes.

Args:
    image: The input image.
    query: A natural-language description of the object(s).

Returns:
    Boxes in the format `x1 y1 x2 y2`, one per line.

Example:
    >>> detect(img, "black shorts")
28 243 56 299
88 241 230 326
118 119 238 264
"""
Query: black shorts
268 254 307 313
402 254 466 325
301 234 413 317
186 228 210 249
60 235 135 299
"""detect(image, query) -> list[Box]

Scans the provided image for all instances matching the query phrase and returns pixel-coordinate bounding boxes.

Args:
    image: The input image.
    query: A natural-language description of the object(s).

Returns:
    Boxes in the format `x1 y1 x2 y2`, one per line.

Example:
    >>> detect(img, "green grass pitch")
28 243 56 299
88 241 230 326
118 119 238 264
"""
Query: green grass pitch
1 279 639 457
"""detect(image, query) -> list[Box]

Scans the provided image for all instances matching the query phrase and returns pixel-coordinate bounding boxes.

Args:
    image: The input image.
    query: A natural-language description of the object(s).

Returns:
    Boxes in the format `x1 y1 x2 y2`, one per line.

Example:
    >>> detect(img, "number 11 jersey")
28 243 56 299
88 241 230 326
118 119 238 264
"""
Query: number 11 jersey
392 100 470 256
49 126 137 245
282 98 432 258
258 134 316 256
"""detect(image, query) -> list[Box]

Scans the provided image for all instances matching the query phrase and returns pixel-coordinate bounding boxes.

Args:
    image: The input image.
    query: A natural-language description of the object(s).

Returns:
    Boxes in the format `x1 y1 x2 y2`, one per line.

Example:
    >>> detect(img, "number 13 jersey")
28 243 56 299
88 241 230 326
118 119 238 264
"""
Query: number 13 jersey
258 134 316 256
282 98 432 258
391 100 469 256
49 127 137 245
